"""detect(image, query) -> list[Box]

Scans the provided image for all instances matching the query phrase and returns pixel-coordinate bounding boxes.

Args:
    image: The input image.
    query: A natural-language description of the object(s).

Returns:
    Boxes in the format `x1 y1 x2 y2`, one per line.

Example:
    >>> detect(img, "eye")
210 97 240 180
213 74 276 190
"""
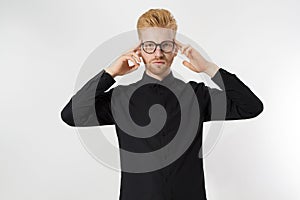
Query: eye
144 42 155 48
162 42 172 48
161 41 174 51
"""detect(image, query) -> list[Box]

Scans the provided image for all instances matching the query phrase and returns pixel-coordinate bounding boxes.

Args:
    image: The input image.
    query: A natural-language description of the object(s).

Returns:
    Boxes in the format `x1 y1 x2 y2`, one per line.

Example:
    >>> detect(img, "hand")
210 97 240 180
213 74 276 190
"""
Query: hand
105 41 142 77
175 39 220 77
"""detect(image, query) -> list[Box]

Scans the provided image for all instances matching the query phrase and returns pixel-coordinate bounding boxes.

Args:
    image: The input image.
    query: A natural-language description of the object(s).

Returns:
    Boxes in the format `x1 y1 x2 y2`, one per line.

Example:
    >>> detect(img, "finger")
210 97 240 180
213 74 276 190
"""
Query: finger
175 42 182 52
135 48 142 57
128 52 141 63
185 46 193 57
128 64 139 73
175 39 183 49
183 60 197 72
124 55 140 67
129 40 142 52
182 44 191 55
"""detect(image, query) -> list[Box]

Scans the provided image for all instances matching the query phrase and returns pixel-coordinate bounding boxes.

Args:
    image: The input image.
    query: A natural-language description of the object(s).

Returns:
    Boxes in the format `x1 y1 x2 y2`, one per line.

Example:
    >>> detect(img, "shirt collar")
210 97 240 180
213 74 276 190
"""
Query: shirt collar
140 70 175 85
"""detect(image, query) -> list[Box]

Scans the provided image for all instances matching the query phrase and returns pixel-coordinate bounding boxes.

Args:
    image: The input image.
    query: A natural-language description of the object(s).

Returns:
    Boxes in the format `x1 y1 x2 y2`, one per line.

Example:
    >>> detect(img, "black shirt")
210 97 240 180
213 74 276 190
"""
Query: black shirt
61 67 263 200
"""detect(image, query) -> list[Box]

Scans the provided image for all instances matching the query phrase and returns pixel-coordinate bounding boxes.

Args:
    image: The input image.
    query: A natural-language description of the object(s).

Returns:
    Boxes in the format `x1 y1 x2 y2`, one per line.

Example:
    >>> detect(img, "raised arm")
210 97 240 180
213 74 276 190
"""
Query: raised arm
191 67 264 122
60 69 116 127
175 40 263 122
61 42 142 127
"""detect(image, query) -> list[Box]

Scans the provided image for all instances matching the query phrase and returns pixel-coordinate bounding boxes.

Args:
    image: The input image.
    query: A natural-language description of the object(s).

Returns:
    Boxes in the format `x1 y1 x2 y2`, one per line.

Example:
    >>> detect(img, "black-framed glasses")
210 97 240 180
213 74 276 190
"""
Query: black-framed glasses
141 40 176 54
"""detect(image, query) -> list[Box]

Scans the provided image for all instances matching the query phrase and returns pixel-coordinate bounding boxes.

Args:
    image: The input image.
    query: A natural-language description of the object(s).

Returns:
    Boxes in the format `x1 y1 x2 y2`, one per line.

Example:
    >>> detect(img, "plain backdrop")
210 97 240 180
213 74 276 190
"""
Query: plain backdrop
1 0 299 200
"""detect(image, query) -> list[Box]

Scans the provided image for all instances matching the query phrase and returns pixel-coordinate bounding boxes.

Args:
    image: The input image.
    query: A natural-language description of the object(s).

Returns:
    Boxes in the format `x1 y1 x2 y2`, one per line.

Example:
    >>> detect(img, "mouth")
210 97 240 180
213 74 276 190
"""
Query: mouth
152 61 166 64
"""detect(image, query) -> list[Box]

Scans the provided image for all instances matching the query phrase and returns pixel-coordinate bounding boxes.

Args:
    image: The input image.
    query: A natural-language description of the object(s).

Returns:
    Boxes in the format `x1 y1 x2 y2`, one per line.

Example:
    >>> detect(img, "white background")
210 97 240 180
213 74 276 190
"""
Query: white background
1 0 299 199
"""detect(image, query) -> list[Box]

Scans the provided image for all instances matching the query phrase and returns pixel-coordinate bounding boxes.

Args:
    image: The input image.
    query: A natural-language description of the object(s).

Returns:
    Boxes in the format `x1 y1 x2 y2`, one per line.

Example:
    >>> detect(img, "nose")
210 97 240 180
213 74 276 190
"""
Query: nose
154 46 164 57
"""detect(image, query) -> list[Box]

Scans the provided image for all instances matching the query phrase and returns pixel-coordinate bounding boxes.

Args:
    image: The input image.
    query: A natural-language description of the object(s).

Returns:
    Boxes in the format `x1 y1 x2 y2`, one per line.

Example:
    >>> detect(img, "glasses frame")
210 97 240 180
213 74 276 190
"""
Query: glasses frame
141 40 176 54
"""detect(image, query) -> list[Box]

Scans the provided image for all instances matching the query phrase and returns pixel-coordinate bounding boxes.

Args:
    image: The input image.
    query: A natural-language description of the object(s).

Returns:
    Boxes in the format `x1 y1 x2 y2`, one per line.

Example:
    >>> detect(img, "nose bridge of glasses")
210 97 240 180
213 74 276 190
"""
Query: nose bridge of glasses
156 43 163 51
153 44 164 55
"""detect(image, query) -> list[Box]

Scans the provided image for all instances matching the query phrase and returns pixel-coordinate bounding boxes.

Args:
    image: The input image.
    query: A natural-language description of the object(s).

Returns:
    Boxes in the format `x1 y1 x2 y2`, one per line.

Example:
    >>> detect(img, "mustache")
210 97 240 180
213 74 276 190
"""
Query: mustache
151 59 166 62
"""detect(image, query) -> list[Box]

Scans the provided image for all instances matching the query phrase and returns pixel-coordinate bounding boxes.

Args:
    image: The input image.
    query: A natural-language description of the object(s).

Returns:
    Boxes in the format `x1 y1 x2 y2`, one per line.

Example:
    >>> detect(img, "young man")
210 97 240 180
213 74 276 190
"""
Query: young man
61 8 263 200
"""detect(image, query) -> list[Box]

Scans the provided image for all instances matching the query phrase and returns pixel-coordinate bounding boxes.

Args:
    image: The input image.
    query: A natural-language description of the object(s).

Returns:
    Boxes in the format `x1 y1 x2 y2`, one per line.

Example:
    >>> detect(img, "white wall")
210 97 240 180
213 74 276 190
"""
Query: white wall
0 0 299 199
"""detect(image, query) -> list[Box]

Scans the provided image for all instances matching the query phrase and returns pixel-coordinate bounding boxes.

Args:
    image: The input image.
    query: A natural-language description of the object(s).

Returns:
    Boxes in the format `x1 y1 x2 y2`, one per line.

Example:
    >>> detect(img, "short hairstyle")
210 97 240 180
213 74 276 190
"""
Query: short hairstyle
137 8 178 38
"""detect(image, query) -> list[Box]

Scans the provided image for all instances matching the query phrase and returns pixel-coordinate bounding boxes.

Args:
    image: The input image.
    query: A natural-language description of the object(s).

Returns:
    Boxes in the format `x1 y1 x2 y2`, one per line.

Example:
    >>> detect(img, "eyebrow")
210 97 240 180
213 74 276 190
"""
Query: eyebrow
142 39 174 43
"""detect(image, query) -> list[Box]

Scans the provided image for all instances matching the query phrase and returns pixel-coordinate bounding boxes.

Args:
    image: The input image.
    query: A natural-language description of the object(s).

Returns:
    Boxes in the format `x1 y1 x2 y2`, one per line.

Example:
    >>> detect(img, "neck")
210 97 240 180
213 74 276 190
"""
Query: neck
145 69 171 81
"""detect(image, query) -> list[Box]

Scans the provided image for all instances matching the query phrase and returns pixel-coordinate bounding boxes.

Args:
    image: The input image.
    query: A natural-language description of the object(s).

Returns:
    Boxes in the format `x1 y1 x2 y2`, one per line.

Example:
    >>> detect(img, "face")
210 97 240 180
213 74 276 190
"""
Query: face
138 27 178 77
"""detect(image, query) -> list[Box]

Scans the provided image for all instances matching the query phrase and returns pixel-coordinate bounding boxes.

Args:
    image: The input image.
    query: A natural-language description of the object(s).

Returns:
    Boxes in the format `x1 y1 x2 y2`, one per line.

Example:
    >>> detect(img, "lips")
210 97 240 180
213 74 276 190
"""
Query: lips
153 60 166 64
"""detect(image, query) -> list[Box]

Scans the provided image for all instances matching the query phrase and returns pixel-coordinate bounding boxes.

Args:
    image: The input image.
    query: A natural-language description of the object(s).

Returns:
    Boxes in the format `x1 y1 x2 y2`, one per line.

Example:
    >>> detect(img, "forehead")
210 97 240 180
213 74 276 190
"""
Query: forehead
139 27 176 42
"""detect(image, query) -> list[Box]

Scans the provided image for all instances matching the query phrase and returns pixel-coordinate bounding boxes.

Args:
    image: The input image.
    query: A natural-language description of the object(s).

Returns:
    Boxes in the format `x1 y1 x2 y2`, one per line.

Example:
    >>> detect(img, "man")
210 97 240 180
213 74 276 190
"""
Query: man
61 8 263 200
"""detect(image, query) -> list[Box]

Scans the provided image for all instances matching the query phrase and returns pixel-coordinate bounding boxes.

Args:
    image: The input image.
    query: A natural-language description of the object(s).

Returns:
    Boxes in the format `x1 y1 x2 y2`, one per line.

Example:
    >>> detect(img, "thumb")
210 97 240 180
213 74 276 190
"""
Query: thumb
182 61 197 72
128 64 139 73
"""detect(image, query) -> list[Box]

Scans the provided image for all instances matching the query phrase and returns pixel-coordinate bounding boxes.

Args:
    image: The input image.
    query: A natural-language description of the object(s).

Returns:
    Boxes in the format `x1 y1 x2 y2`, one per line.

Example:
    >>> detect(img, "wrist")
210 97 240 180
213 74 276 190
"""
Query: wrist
204 62 220 78
105 68 117 78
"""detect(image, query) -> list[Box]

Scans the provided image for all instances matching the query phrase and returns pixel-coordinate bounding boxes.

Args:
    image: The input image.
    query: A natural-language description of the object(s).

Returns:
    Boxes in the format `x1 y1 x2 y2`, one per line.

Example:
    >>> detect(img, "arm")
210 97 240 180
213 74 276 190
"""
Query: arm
61 41 142 127
174 40 263 121
61 40 142 127
191 67 264 122
60 69 116 127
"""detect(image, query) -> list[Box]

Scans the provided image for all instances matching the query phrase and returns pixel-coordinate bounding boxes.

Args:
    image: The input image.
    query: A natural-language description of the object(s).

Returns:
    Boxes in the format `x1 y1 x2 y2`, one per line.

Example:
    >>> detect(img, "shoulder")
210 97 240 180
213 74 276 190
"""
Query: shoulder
188 80 206 91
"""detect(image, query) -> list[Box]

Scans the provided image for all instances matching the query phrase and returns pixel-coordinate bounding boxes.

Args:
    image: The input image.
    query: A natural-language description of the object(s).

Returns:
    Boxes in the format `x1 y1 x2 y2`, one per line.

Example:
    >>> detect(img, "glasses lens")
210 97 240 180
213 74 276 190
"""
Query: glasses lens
161 41 174 52
143 41 156 53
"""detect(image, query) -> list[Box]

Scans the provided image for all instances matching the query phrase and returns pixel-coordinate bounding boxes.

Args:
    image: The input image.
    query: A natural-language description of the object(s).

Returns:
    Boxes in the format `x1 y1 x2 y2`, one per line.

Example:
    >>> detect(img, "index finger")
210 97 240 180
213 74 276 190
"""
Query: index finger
175 39 184 48
130 40 142 52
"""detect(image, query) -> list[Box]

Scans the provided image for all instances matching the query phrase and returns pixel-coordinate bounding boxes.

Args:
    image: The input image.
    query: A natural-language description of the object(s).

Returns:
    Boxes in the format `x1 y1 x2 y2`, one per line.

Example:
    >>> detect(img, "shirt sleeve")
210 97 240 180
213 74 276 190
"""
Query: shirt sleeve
190 68 264 122
60 69 116 127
